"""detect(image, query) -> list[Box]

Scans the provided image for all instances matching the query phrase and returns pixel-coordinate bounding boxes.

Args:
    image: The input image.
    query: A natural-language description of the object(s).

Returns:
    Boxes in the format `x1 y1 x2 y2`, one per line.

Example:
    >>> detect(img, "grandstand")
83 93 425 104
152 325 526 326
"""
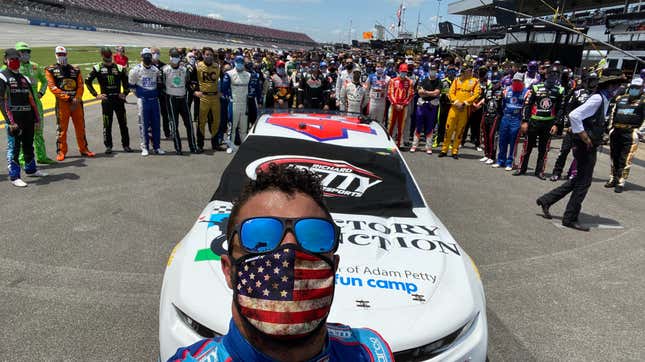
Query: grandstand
0 0 316 48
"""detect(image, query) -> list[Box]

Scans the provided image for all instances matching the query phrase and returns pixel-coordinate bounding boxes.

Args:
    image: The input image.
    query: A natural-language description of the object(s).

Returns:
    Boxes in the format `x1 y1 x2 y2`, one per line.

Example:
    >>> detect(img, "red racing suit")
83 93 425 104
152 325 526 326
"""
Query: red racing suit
387 76 414 147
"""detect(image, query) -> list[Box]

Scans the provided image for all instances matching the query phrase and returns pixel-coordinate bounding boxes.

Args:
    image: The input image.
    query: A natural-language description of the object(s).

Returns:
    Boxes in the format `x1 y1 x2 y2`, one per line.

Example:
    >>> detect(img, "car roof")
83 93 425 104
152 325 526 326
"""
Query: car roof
251 112 394 149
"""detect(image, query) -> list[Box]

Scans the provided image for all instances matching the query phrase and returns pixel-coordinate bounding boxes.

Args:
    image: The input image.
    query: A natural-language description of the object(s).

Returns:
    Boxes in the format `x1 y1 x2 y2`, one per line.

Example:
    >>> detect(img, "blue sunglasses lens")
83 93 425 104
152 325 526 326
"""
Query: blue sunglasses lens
240 218 283 253
294 219 336 253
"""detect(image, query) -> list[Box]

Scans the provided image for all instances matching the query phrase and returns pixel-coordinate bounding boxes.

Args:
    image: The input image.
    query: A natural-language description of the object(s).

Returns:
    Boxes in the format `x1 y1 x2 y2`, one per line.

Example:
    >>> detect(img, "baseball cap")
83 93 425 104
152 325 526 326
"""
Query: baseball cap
100 47 112 56
234 55 244 64
141 48 152 56
4 48 20 59
15 42 30 51
630 78 643 87
55 46 67 54
398 63 408 72
512 72 524 81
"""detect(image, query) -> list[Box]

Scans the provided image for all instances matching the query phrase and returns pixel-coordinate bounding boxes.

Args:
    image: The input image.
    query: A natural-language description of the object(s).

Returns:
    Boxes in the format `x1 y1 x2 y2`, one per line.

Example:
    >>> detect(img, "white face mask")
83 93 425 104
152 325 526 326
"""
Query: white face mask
187 57 196 65
170 57 180 65
152 53 160 61
56 55 67 65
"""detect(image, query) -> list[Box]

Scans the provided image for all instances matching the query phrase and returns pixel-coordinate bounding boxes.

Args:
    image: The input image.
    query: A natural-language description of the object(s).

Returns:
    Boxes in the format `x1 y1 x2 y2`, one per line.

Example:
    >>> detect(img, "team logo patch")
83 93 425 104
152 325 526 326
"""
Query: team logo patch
246 156 382 198
539 98 552 109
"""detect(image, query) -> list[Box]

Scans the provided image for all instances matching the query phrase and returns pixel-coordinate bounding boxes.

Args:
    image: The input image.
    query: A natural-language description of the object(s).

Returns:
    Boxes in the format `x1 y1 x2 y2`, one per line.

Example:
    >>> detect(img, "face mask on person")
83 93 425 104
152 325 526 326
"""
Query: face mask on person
142 54 152 66
512 81 524 92
429 70 437 79
230 244 334 340
170 57 180 66
345 63 354 72
103 56 112 64
629 88 642 97
234 62 244 71
399 72 407 79
204 55 214 65
7 58 20 71
375 67 384 76
56 55 67 66
277 67 286 76
352 72 361 84
152 53 160 61
545 74 558 88
187 57 196 65
19 52 30 63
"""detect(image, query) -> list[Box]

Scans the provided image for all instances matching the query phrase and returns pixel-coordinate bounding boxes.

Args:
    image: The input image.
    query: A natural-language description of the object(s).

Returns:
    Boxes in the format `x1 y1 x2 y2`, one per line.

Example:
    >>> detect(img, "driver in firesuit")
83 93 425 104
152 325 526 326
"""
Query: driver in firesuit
45 46 95 161
604 78 644 193
365 62 390 124
387 63 415 148
297 61 329 110
222 55 251 154
192 47 220 152
438 64 481 159
493 73 528 170
514 66 565 179
269 60 292 109
339 68 368 115
479 70 504 165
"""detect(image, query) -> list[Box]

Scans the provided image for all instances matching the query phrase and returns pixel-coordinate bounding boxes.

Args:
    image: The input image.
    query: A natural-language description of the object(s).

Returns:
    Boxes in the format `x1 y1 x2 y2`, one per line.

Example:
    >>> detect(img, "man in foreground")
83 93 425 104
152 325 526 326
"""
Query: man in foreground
168 164 394 361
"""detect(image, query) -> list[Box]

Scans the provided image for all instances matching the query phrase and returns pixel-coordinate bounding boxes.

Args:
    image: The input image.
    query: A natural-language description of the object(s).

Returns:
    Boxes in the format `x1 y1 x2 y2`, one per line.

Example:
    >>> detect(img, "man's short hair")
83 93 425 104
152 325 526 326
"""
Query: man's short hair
226 163 330 246
202 47 215 55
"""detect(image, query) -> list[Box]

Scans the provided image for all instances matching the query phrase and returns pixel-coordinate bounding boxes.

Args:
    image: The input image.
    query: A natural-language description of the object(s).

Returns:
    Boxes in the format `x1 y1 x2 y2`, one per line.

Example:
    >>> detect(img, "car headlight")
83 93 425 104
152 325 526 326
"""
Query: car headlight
173 304 222 339
394 312 479 361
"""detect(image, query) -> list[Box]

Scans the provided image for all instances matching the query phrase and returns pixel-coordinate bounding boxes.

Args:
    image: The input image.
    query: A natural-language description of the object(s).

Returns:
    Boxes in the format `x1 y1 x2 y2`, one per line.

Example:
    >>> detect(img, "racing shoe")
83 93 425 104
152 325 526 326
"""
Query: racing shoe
604 179 617 188
105 147 112 155
491 163 501 168
485 159 494 165
154 148 166 155
56 152 65 162
479 156 489 162
141 148 149 157
550 174 561 182
81 151 96 157
123 146 133 153
37 157 56 165
438 152 447 158
409 146 416 153
425 148 432 155
11 178 28 187
505 166 513 171
614 185 624 193
27 170 48 177
536 199 552 219
476 146 483 152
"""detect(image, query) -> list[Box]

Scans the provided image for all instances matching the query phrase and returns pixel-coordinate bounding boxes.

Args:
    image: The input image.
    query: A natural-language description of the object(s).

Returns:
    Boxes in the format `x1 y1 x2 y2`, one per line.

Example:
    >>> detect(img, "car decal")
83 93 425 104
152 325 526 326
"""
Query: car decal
195 248 221 262
266 115 376 142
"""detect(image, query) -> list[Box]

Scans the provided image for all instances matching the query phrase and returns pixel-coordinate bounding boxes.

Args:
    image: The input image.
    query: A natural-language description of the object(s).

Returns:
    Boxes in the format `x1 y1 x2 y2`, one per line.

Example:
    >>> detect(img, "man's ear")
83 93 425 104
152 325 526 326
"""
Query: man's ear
220 255 233 289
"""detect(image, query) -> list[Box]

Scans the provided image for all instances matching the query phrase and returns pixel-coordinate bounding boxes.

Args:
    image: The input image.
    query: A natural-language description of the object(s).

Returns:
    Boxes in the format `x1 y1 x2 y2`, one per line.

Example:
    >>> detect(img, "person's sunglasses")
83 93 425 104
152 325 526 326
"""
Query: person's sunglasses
20 50 31 54
230 217 341 254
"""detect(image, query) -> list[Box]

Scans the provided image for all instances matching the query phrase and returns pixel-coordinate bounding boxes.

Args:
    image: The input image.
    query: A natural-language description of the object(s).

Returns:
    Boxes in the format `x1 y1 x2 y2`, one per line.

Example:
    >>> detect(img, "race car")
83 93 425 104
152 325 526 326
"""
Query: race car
159 111 488 361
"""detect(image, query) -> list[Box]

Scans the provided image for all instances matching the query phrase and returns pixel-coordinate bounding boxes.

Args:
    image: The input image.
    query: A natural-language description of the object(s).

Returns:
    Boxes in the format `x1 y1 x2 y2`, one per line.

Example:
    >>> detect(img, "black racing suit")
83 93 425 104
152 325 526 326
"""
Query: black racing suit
153 60 170 138
607 94 645 187
247 69 263 127
298 72 329 109
186 63 200 123
85 62 130 149
518 82 565 175
551 88 590 178
324 71 339 111
0 68 39 180
481 83 504 160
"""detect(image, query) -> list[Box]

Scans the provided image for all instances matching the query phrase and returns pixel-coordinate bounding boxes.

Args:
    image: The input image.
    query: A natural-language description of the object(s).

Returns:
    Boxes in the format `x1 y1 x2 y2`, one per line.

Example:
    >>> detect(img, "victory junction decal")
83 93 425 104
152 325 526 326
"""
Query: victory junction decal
246 156 383 198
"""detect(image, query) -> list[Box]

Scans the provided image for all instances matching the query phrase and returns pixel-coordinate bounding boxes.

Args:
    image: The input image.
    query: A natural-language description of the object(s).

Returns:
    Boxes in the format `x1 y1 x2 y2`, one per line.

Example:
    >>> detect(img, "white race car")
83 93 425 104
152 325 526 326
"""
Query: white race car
159 111 488 361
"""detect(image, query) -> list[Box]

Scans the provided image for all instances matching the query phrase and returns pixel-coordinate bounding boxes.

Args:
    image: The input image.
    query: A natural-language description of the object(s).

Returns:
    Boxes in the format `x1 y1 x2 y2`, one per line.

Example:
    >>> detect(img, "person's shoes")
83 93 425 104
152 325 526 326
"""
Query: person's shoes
562 221 590 232
226 147 233 154
56 153 65 162
512 170 526 176
505 166 513 171
536 173 547 180
176 150 183 155
491 163 501 168
409 146 416 153
614 185 624 193
604 179 617 188
105 147 112 155
37 157 56 164
476 146 483 152
452 154 459 160
141 148 149 157
27 170 48 177
438 152 447 158
550 174 560 182
194 148 204 154
154 148 166 155
485 159 494 165
217 144 228 151
425 148 432 155
11 178 28 187
123 146 133 153
536 199 552 219
432 140 439 148
81 151 95 157
479 156 489 162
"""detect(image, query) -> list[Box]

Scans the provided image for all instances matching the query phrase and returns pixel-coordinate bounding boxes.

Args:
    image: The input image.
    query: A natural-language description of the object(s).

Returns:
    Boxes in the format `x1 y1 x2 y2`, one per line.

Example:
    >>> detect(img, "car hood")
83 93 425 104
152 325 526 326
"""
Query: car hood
168 201 482 352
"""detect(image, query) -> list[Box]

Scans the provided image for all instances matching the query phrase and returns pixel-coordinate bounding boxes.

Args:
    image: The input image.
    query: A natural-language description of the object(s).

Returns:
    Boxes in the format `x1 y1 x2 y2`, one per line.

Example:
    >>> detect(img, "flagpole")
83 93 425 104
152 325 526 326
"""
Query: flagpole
348 19 352 45
415 9 421 38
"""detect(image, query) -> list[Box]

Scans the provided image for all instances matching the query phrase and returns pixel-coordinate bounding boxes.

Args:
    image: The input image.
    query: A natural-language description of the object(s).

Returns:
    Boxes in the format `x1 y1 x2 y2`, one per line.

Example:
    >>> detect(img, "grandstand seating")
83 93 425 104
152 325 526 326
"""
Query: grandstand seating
0 0 315 46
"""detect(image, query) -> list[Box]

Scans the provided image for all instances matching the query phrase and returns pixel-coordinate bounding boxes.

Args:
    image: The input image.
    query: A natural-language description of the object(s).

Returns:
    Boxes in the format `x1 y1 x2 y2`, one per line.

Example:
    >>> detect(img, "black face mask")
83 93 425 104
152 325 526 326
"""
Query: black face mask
345 64 354 71
142 55 152 66
103 57 112 64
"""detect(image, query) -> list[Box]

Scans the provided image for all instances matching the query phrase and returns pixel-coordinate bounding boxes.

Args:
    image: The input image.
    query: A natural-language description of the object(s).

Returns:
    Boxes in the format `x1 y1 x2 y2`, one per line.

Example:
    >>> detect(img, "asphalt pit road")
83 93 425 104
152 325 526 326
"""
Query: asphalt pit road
549 213 624 230
8 276 26 288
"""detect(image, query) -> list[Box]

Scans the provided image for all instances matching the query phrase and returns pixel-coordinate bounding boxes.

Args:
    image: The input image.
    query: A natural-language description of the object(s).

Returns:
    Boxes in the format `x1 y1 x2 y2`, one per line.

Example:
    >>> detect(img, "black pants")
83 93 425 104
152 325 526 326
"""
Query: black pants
247 96 259 128
167 95 197 153
101 96 129 149
519 120 553 175
160 92 171 138
538 139 596 223
481 114 499 160
435 102 451 145
464 108 483 147
552 130 573 177
609 127 639 184
187 93 200 123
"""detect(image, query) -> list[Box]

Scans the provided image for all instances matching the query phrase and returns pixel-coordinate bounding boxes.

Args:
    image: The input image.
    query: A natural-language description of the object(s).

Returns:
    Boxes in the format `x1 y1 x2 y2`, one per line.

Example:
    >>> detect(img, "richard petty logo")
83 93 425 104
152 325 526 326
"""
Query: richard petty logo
246 156 382 198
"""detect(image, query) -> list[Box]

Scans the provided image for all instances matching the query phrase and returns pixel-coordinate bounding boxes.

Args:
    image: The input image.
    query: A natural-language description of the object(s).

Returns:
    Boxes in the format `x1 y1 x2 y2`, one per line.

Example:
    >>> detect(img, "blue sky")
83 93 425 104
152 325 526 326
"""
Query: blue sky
150 0 460 42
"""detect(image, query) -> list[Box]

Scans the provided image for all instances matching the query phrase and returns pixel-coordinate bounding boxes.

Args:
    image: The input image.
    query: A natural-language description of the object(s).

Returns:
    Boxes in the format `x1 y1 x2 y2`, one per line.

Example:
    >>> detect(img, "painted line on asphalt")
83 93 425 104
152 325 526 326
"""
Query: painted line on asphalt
0 99 102 129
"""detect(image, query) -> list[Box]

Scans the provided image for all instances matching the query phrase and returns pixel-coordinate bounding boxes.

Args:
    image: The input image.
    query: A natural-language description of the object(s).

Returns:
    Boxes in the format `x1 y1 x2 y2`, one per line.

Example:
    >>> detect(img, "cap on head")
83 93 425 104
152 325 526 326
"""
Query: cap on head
169 47 180 58
630 77 644 88
512 72 524 81
141 48 152 56
320 61 327 68
276 60 285 68
234 55 244 64
15 42 30 51
55 46 67 54
5 48 20 59
398 63 408 72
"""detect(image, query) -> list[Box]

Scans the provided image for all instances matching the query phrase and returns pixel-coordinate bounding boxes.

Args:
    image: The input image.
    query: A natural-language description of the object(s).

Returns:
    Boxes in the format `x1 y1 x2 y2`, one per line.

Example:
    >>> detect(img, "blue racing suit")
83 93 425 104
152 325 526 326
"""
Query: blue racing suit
247 69 263 126
128 63 161 151
168 319 394 362
497 86 528 167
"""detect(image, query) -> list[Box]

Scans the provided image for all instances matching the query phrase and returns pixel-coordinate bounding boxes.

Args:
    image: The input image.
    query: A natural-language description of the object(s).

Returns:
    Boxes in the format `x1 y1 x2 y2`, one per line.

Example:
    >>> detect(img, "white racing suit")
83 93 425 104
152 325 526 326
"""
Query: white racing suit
339 82 368 115
366 73 390 124
222 68 251 149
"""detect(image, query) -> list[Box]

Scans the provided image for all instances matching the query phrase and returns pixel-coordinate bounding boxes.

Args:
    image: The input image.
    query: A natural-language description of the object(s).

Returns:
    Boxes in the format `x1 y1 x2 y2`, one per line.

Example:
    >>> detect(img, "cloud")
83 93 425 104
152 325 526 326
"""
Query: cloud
387 0 426 6
206 2 295 23
264 0 321 3
207 13 223 19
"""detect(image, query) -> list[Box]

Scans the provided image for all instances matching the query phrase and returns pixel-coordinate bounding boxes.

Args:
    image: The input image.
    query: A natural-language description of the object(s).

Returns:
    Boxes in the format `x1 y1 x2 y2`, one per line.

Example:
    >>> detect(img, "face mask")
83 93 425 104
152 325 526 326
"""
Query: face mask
103 57 112 63
245 62 254 71
170 57 180 65
7 59 20 71
204 56 214 65
352 74 361 84
142 55 152 66
235 63 244 71
399 72 407 79
375 67 384 75
429 71 437 78
512 82 524 92
56 56 67 65
345 63 354 71
152 53 160 61
277 68 286 76
231 244 334 339
19 53 30 63
629 88 642 97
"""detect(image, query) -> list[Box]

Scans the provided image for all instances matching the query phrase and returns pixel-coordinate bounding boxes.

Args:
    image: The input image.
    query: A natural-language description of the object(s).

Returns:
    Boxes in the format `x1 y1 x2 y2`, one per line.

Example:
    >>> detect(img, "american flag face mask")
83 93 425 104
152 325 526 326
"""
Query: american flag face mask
231 244 335 339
